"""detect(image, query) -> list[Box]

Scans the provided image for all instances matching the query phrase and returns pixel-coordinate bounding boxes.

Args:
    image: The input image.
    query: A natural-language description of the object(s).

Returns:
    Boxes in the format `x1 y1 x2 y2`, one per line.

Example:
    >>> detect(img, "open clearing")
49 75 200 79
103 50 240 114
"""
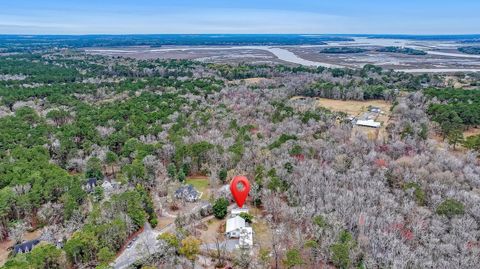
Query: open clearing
186 177 210 200
315 98 391 116
315 98 392 140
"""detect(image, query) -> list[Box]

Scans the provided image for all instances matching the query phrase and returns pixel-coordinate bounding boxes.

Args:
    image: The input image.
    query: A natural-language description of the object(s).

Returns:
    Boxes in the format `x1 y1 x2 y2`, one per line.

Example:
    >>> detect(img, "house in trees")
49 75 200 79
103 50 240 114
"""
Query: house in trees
226 215 246 238
174 184 201 202
101 180 119 194
13 239 40 254
83 178 97 192
199 202 213 217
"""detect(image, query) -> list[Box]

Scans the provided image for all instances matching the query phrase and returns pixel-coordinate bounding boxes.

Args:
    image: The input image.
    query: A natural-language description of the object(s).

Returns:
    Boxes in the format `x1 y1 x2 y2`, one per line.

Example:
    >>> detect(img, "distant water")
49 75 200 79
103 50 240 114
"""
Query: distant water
86 45 480 73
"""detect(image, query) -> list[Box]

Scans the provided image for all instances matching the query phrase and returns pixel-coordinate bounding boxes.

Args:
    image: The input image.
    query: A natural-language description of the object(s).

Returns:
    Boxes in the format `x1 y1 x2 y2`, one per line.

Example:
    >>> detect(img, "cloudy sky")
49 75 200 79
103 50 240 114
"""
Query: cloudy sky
1 0 479 34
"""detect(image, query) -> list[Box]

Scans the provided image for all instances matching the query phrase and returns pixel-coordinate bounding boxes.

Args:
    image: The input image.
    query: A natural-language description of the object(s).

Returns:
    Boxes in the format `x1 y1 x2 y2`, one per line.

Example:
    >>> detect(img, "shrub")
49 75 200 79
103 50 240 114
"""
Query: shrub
239 212 253 223
403 182 426 206
436 199 465 217
213 198 229 219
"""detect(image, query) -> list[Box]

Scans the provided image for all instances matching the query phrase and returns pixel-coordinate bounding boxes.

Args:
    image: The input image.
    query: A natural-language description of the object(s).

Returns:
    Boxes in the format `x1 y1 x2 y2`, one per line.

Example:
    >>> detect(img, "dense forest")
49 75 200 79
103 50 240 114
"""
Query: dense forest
0 46 479 269
458 46 480 55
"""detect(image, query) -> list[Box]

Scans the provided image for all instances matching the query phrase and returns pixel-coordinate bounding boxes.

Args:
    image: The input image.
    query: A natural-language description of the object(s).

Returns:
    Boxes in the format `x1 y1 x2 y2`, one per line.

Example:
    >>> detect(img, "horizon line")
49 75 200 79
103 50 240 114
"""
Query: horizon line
1 33 480 36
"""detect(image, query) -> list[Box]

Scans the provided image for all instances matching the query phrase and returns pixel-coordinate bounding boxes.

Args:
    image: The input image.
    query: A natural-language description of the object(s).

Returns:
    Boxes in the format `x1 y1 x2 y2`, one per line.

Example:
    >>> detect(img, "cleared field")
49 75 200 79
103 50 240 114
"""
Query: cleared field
316 98 391 116
313 97 392 140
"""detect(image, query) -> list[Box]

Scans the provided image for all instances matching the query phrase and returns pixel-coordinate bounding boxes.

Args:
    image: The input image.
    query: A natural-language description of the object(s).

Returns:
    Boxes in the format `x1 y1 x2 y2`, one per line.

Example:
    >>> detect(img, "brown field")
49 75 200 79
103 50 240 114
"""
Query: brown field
314 97 392 140
315 98 391 116
199 218 224 244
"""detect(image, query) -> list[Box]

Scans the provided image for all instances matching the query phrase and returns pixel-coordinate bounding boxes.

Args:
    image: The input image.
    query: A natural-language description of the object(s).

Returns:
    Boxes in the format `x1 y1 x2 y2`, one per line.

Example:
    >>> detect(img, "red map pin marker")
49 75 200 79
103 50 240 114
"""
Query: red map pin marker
230 176 250 208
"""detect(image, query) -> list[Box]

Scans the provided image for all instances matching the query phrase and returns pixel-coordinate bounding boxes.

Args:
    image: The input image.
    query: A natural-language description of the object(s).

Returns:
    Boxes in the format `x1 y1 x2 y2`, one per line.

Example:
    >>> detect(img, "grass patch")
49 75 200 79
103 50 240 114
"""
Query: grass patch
186 177 210 194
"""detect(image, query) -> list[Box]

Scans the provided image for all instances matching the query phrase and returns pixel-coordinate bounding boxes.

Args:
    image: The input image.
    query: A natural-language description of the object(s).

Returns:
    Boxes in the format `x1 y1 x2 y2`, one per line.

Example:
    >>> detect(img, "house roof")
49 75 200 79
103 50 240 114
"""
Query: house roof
13 239 40 254
86 178 97 186
356 119 381 128
226 216 246 234
175 184 200 201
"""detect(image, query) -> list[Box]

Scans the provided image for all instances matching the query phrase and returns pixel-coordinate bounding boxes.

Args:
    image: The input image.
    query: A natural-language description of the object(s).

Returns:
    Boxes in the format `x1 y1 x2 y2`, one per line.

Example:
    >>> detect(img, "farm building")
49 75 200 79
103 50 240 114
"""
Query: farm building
226 216 246 238
174 184 201 202
356 119 381 128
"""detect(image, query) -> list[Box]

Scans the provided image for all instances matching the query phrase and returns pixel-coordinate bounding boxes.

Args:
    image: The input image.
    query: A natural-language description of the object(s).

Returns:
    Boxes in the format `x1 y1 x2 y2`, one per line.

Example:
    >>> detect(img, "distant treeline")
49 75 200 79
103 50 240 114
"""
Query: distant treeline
319 47 367 54
0 34 354 52
458 46 480 55
377 46 427 55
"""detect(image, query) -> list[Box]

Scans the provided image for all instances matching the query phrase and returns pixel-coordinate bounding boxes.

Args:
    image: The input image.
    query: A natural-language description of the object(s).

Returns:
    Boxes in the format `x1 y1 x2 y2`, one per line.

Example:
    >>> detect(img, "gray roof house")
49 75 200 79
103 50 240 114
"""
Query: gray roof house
174 184 201 202
83 178 97 192
13 239 40 254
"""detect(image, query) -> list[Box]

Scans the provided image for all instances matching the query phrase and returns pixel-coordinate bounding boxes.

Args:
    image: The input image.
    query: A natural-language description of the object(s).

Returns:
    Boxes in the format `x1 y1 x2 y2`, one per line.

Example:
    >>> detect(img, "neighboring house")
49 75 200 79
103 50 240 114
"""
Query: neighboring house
101 180 113 191
199 202 213 217
356 119 381 128
231 208 249 217
83 178 97 192
101 180 120 194
13 239 40 254
226 216 246 238
216 184 232 200
175 184 201 202
238 227 254 248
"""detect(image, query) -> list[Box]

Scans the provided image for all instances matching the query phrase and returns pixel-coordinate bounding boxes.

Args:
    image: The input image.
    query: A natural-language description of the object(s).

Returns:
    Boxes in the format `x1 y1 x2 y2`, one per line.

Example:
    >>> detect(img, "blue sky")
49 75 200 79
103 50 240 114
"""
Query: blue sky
1 0 479 34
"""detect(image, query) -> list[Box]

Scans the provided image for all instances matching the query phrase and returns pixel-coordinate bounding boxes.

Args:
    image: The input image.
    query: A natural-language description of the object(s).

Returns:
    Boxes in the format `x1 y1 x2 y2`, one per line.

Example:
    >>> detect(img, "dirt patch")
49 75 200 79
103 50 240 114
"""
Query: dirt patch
199 218 225 244
156 216 175 231
465 127 480 138
252 220 273 249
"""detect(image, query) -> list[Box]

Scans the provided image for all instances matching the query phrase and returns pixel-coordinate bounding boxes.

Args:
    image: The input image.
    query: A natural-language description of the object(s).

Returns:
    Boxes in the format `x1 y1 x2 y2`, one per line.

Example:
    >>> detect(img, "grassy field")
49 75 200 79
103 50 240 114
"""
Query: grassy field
186 177 210 199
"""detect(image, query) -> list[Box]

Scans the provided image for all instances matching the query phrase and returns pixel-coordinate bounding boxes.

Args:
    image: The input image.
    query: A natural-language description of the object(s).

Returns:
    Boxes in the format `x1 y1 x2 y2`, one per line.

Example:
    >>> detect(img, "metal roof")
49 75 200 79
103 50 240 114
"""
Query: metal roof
226 216 246 234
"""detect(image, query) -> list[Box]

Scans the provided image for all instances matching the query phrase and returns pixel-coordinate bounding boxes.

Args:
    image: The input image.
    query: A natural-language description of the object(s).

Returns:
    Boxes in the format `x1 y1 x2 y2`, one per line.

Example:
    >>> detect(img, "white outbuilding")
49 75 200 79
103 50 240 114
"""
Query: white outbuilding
225 216 246 238
356 119 381 128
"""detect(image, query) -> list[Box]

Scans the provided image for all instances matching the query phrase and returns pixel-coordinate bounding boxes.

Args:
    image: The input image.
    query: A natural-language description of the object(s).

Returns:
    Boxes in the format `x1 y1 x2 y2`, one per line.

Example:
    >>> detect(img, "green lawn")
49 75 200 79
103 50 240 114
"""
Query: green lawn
185 177 210 194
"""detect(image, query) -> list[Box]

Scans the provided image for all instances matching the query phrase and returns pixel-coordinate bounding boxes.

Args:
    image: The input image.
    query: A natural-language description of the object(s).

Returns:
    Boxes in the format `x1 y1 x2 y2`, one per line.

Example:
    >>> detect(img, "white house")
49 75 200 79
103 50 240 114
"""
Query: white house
226 216 246 238
238 227 253 248
231 208 249 217
356 119 381 128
